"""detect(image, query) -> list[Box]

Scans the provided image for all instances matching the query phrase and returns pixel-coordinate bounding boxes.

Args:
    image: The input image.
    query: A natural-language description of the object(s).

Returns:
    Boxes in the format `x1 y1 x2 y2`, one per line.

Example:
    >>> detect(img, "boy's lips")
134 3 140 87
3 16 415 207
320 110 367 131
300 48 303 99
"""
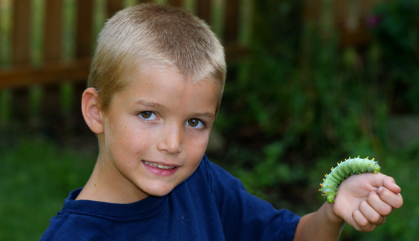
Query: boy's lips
143 161 177 169
143 160 179 176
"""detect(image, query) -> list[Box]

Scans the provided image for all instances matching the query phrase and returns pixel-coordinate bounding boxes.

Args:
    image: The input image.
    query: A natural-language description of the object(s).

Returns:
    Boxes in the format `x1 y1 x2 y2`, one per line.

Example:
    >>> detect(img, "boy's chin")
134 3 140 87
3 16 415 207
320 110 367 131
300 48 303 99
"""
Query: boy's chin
142 185 175 197
145 191 172 198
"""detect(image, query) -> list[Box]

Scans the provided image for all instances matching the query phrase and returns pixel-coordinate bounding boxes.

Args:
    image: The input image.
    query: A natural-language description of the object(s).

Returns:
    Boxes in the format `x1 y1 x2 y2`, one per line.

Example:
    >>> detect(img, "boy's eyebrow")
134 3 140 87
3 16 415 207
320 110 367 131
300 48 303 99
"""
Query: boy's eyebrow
135 100 215 119
135 100 168 110
192 112 216 119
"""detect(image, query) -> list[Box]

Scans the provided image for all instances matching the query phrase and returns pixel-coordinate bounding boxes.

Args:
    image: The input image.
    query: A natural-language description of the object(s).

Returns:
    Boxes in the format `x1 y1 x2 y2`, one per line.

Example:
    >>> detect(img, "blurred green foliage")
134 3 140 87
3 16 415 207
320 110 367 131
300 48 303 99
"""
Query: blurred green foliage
209 0 419 240
0 137 95 240
369 0 419 113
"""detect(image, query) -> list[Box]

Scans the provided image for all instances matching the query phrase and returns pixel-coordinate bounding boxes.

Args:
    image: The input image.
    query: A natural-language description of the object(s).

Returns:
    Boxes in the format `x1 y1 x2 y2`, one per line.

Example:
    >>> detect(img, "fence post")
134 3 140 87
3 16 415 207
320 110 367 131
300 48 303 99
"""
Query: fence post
12 0 31 65
76 0 94 59
107 0 124 18
167 0 182 7
196 0 211 25
44 0 63 62
10 0 32 127
223 0 239 44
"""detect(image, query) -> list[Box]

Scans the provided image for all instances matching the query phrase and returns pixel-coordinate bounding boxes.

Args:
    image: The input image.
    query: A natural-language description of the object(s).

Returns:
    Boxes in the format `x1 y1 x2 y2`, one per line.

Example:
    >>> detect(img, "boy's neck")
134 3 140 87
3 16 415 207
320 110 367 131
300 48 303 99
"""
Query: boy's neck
76 156 149 204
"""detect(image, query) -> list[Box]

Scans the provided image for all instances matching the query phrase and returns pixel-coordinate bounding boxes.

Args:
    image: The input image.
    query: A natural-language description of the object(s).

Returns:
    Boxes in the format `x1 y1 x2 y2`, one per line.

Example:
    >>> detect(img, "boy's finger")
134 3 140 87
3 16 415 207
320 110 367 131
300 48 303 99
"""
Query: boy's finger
359 199 386 225
378 186 403 209
352 209 377 232
367 191 393 216
383 178 401 194
370 173 401 193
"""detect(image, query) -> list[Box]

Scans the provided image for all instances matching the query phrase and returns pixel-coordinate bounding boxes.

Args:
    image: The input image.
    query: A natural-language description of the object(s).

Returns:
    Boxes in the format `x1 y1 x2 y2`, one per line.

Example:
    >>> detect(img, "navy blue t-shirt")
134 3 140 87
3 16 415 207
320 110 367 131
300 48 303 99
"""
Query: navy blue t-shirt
40 155 300 240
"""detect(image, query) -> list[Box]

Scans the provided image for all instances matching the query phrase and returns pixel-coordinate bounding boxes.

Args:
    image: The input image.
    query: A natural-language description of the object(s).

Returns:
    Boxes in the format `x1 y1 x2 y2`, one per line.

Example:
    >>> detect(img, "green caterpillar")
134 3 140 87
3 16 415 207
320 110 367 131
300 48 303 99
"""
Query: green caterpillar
319 156 380 203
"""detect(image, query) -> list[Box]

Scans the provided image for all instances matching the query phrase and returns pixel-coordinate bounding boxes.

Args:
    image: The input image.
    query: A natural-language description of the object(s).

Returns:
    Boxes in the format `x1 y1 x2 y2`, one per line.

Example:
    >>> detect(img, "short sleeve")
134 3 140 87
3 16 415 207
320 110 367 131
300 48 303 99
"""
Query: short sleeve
203 157 300 241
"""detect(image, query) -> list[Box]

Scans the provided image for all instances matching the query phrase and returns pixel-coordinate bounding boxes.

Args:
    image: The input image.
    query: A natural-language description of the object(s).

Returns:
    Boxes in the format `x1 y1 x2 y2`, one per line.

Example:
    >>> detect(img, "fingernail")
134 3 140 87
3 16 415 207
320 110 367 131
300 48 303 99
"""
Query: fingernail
377 186 384 194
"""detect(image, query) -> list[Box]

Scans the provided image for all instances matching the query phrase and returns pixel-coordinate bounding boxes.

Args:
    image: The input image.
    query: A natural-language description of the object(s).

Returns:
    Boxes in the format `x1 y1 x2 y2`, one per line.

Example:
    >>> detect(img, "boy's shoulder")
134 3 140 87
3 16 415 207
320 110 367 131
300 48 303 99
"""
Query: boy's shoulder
185 154 245 196
196 154 246 189
40 187 167 240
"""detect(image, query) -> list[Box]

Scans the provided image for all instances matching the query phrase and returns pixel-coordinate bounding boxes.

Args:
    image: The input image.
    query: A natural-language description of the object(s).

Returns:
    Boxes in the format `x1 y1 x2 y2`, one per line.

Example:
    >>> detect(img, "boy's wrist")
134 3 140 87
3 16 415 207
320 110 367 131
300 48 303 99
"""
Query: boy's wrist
323 202 345 227
295 202 345 241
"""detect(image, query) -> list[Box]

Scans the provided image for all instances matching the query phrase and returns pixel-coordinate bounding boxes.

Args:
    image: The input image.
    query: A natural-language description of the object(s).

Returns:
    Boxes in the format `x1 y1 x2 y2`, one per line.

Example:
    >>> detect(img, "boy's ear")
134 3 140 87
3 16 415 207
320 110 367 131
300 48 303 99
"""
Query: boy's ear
81 87 104 134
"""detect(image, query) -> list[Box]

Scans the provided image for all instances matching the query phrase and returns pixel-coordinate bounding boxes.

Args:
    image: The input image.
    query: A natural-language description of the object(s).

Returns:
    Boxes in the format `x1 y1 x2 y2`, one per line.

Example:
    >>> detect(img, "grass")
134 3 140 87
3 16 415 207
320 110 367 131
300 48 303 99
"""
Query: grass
0 137 96 240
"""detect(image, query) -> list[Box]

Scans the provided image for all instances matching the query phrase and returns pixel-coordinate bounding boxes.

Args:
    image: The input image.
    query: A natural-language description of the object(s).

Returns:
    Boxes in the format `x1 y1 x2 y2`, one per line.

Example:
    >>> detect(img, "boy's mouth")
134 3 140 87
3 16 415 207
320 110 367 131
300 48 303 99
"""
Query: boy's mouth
143 161 176 170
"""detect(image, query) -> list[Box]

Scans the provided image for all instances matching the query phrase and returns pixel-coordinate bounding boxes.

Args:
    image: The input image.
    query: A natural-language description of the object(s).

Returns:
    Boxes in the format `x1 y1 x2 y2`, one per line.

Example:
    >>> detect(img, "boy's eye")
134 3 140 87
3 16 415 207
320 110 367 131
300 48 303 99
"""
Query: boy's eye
186 118 204 128
139 111 157 120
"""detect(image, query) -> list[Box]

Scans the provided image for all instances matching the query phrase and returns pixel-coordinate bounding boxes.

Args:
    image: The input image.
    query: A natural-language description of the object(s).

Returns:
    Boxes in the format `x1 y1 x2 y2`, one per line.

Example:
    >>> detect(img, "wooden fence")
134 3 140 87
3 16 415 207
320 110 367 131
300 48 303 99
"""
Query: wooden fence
0 0 251 130
0 0 387 131
304 0 390 47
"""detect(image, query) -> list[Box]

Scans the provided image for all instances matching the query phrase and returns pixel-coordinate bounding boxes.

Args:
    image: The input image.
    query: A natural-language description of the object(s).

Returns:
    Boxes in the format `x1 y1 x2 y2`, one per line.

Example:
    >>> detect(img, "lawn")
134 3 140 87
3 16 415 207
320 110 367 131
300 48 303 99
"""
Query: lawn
0 137 96 240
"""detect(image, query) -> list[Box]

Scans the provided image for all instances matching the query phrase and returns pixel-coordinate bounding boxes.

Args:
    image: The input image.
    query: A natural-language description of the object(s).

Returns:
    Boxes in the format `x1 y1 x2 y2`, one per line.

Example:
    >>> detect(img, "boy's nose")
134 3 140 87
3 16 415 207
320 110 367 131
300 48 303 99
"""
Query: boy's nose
157 124 183 154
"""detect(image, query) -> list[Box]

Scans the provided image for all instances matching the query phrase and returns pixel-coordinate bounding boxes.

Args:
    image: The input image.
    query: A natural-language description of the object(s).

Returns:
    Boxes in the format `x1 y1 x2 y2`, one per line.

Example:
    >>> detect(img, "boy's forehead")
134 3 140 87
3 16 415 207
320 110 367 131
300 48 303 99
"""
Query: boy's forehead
122 63 221 103
127 62 222 92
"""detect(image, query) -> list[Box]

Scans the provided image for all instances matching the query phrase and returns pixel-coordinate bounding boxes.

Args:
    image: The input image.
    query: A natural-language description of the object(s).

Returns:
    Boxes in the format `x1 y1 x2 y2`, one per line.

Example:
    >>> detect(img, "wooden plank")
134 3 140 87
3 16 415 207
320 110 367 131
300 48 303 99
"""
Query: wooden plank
303 0 321 23
334 0 348 29
339 28 371 48
154 0 167 5
12 0 32 65
0 58 91 89
44 0 64 61
196 0 211 25
224 42 249 63
107 0 124 18
76 0 94 58
302 0 382 47
0 3 2 64
168 0 182 7
223 0 239 43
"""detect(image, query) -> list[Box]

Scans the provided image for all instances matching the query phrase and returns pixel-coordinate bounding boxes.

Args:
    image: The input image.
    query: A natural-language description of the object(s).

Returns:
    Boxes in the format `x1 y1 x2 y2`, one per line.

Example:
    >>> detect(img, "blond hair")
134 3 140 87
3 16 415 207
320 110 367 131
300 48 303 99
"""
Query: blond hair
87 3 226 113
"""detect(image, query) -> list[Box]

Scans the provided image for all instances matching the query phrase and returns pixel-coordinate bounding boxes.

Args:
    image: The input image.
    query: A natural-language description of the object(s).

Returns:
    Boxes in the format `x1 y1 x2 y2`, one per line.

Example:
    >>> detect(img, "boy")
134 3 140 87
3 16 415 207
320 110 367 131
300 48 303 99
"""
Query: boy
41 4 403 241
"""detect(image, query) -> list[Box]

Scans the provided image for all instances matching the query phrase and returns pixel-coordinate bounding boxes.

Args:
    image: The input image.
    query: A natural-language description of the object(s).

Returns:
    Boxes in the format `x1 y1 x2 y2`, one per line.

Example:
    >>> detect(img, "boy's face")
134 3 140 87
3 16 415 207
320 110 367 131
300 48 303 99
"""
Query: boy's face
99 64 220 201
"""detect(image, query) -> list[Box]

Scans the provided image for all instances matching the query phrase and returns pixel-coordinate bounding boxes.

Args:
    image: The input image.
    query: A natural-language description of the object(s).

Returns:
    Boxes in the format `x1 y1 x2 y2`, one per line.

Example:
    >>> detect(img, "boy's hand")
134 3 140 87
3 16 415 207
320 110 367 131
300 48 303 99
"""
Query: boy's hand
331 173 403 232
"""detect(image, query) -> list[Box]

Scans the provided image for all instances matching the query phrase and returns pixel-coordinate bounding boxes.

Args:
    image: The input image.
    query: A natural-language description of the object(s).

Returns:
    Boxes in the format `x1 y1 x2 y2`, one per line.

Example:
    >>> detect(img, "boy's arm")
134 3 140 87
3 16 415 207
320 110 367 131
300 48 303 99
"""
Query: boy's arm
293 173 403 241
293 202 344 241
